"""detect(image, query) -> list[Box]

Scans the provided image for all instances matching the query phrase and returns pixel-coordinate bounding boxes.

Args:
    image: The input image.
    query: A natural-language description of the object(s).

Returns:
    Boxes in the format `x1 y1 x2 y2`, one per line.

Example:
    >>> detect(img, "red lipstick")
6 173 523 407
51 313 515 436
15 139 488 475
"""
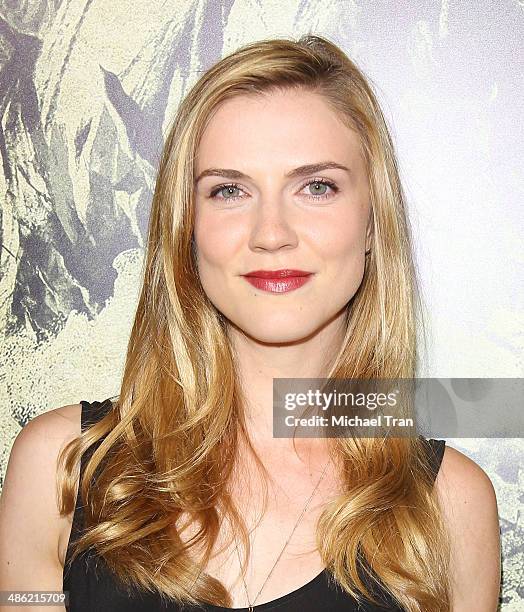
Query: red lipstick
242 269 313 293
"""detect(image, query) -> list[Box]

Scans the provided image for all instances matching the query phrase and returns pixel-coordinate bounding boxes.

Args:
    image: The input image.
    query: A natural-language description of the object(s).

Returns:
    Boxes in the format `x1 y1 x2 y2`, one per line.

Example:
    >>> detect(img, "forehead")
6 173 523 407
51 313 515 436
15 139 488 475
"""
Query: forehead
195 88 363 171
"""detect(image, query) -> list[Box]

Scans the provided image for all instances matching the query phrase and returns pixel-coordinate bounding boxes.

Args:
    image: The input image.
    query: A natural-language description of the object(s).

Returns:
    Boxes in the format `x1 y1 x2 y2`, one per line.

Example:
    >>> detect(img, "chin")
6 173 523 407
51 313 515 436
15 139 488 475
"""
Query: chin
232 315 323 346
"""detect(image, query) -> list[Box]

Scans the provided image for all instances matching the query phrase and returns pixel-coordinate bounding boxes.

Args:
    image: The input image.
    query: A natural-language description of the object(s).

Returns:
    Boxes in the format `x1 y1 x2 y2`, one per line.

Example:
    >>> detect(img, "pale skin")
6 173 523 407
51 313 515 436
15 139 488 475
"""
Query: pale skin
0 89 501 610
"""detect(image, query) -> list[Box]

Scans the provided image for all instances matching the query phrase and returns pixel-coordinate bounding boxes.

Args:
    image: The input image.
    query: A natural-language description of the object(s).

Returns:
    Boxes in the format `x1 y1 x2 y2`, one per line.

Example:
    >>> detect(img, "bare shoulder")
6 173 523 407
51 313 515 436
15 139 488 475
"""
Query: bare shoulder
29 402 83 434
0 403 82 593
435 444 497 501
3 402 82 488
435 445 499 527
434 445 501 611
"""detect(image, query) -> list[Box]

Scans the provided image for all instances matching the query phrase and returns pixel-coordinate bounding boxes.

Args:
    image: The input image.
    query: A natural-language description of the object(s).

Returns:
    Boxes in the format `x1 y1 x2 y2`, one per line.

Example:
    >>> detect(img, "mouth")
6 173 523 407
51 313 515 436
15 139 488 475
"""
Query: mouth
241 269 313 293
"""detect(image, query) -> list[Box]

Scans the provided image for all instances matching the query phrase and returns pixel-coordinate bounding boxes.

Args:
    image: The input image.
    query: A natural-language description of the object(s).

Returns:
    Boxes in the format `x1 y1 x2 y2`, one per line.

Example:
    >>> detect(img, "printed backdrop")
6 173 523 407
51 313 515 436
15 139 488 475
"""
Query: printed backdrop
0 1 522 608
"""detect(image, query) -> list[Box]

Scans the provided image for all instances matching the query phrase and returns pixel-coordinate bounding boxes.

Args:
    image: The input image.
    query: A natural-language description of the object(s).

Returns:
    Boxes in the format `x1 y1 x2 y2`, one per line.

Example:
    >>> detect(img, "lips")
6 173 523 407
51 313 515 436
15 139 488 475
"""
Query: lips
243 269 312 279
242 269 313 293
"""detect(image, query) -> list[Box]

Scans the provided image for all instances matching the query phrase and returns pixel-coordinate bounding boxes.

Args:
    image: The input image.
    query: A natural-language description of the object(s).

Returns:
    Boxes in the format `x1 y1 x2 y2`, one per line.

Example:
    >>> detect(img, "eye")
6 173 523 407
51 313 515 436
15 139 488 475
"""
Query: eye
208 178 339 204
300 178 338 201
209 183 246 202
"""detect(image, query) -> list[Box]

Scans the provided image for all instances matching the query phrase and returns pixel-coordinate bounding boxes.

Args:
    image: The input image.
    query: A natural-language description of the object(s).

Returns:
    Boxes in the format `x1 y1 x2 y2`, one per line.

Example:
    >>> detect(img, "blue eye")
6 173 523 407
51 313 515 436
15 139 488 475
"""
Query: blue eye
308 182 328 196
208 178 338 203
303 179 338 200
209 184 244 201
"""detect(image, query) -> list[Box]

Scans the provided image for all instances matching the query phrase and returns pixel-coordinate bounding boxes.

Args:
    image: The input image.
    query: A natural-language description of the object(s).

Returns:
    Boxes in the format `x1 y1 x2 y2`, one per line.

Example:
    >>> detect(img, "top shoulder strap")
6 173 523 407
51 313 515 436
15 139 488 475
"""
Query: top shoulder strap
80 398 114 432
77 398 114 498
420 437 446 485
63 399 114 578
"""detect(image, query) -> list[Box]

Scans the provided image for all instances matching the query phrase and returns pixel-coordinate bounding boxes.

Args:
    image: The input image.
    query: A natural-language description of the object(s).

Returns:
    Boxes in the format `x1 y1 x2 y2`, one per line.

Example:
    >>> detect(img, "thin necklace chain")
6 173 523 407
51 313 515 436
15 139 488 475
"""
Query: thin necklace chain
234 460 330 611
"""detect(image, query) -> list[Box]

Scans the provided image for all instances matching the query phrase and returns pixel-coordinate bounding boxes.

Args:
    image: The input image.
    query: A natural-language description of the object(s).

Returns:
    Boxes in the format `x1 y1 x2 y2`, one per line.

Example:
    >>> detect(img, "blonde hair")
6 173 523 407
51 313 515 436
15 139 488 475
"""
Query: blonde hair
58 34 451 611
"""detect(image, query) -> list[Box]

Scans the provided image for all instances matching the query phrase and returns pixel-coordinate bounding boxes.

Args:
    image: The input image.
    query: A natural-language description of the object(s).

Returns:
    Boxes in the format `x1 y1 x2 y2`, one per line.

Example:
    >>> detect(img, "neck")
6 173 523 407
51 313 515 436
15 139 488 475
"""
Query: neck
227 310 347 463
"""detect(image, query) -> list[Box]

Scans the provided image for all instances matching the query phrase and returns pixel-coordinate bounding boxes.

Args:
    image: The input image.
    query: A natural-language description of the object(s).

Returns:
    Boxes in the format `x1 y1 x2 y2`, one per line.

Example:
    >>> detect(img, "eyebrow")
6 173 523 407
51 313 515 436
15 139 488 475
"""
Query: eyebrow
194 161 350 184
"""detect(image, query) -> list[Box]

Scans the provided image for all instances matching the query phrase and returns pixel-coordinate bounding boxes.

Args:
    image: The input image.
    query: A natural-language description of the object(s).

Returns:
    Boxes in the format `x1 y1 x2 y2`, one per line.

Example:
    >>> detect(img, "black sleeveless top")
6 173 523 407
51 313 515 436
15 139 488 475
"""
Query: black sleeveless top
62 399 446 611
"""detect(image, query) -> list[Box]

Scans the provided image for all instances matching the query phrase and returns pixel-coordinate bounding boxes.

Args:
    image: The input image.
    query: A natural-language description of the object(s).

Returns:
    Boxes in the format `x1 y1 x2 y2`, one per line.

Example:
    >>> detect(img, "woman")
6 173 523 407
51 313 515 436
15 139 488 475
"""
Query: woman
0 35 500 611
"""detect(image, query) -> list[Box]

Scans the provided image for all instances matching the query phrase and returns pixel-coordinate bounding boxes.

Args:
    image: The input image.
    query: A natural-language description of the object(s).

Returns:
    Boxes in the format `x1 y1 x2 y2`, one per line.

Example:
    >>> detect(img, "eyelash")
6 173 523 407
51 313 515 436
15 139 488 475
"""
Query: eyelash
208 178 339 203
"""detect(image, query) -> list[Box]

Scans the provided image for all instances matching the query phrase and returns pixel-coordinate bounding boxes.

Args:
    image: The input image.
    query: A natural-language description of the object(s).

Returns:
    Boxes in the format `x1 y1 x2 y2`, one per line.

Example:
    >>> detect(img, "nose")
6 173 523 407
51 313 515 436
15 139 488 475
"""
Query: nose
247 196 298 253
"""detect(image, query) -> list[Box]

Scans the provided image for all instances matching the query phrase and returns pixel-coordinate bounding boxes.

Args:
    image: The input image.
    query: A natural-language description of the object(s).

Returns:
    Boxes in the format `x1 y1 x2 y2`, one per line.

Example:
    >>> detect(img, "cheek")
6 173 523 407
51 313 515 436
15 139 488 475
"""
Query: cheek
193 213 247 323
193 213 245 276
312 211 366 265
309 213 368 301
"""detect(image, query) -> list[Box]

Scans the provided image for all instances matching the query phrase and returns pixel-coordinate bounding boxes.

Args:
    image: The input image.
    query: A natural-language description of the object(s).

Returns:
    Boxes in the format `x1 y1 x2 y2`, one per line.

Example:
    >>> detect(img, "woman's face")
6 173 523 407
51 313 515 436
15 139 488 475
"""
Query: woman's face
193 87 372 344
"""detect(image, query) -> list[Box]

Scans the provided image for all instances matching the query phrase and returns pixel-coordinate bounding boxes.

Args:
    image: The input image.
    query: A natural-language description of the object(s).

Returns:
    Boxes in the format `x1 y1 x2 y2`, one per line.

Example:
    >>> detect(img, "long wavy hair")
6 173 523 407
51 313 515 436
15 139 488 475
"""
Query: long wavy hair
58 34 451 611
